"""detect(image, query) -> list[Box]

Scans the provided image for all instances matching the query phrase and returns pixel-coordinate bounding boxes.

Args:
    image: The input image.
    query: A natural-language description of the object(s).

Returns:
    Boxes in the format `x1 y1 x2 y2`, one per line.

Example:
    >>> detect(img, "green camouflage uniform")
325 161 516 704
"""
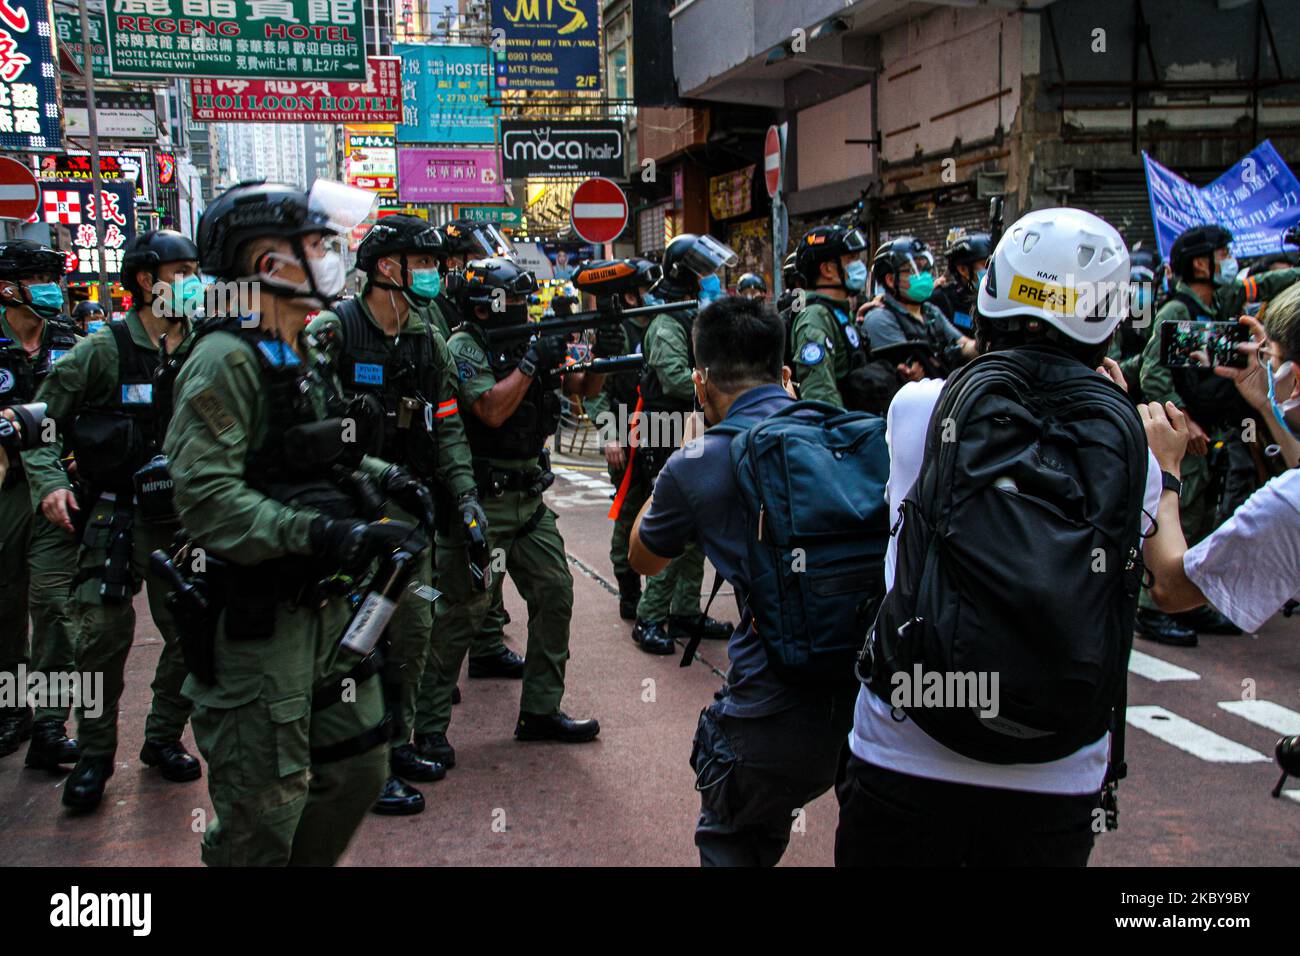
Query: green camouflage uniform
25 311 192 758
0 311 80 727
415 324 574 737
789 294 857 408
636 309 705 622
163 322 390 866
308 297 476 756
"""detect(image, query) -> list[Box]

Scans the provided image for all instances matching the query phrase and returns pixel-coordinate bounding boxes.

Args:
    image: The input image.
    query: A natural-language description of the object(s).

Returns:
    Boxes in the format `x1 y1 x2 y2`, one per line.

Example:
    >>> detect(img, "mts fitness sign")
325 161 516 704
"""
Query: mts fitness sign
499 120 624 180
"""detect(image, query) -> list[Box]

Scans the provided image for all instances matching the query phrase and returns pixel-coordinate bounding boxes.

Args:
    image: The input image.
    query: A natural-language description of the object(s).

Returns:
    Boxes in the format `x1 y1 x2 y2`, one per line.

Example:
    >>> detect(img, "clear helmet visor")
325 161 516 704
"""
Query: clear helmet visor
842 228 868 254
680 234 739 277
307 179 378 235
903 250 934 275
470 223 516 260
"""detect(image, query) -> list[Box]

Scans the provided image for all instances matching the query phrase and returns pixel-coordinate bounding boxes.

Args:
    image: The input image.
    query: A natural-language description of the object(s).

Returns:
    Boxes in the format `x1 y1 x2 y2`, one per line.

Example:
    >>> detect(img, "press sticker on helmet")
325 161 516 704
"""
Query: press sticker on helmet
799 342 825 365
1007 274 1078 315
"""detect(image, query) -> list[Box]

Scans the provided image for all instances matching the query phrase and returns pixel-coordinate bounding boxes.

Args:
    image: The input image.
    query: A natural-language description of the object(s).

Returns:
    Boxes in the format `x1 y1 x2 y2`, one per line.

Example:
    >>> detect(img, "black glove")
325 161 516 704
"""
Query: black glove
381 465 435 531
592 324 623 358
310 516 424 574
520 335 567 376
458 492 493 592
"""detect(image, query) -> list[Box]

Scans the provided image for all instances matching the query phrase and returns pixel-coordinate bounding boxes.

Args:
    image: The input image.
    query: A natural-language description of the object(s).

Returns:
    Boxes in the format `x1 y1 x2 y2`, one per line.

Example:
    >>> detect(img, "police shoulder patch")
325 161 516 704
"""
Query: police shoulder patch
798 342 825 365
844 325 860 349
191 387 236 437
456 360 475 382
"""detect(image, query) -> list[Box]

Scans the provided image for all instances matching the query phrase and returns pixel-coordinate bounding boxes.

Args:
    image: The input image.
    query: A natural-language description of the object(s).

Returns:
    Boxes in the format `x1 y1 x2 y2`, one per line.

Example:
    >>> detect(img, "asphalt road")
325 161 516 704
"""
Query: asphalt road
2 435 1298 866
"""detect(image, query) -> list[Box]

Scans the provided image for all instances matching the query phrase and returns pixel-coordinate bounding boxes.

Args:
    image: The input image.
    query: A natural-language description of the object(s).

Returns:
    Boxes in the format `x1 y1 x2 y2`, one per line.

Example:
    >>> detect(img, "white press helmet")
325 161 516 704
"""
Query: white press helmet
978 207 1130 345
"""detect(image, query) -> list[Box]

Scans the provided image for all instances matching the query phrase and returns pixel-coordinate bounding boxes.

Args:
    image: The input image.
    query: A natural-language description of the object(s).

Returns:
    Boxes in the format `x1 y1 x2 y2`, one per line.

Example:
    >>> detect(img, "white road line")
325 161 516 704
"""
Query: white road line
1127 649 1200 682
1218 700 1300 736
1127 705 1269 763
1283 790 1300 805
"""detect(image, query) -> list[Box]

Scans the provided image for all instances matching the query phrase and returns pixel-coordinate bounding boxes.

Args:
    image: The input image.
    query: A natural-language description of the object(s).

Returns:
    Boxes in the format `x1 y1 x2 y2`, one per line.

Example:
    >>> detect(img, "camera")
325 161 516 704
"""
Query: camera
0 402 49 456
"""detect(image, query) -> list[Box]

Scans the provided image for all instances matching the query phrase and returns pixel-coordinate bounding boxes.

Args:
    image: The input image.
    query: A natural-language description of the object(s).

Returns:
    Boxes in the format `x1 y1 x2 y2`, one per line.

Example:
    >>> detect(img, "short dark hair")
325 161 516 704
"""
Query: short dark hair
692 295 785 391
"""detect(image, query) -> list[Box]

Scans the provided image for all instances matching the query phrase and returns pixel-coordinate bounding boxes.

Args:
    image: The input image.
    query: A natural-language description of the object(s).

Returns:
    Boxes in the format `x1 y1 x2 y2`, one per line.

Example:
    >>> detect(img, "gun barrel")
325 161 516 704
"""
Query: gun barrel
550 355 645 378
484 299 695 344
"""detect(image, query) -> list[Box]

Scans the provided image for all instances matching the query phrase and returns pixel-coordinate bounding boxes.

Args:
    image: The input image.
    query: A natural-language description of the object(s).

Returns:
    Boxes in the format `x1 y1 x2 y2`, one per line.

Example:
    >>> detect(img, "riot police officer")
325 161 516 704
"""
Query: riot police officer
164 179 413 865
308 214 485 816
931 228 993 334
630 235 735 655
429 219 524 678
1135 224 1300 646
71 300 107 334
788 225 876 410
0 240 82 765
582 257 661 620
415 257 602 769
26 229 204 811
736 272 768 301
862 235 974 389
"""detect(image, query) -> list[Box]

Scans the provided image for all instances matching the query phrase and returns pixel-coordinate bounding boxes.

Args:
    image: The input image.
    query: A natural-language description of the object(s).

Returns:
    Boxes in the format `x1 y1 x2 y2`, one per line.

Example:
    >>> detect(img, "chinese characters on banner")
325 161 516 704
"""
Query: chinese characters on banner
1144 141 1300 260
709 165 754 221
397 147 504 204
0 0 62 151
490 0 599 92
190 55 400 122
42 181 137 282
344 123 396 195
54 9 111 76
394 43 496 145
104 0 366 80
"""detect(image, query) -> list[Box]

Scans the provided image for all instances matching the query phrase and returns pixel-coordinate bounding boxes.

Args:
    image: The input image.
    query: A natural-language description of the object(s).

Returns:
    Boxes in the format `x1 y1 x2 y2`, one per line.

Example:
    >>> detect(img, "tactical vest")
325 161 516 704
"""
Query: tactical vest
608 316 647 411
638 307 696 416
1165 292 1246 428
334 298 440 476
69 321 168 494
457 323 560 462
0 317 82 486
798 297 879 412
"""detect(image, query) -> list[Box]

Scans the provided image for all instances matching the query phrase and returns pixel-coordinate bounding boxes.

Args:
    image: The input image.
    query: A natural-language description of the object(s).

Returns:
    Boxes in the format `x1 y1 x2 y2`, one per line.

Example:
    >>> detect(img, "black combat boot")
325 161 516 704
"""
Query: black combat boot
63 755 114 812
413 731 455 768
139 739 203 782
669 614 733 641
515 711 600 743
1174 605 1243 636
615 572 642 621
468 646 525 679
391 743 446 782
372 776 424 816
0 706 33 758
1135 609 1198 648
631 619 675 655
24 719 79 771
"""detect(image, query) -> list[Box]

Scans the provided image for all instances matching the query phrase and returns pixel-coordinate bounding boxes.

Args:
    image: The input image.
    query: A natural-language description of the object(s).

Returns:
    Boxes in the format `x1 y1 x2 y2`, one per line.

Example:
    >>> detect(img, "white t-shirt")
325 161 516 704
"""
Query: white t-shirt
849 378 1163 795
1184 468 1300 633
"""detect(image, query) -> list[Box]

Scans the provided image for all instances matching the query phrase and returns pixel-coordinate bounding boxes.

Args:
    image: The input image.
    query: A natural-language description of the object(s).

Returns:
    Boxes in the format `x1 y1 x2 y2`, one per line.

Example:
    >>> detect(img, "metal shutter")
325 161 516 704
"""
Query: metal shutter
876 198 988 272
1067 170 1158 252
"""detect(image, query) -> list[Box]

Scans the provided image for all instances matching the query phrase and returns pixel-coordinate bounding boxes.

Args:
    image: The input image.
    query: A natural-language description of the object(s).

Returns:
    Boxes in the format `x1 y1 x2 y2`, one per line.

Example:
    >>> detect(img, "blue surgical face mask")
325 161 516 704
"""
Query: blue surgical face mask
1214 255 1239 286
1266 359 1299 440
24 282 65 318
408 267 441 300
976 268 988 286
171 274 205 321
642 291 663 306
843 260 868 292
903 271 934 303
699 273 721 297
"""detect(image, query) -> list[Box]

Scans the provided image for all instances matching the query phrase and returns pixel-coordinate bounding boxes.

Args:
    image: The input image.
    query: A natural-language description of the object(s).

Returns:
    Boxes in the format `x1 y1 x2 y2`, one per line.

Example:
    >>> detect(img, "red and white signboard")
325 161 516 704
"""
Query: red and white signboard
42 188 81 224
571 177 628 245
0 156 40 221
764 125 782 198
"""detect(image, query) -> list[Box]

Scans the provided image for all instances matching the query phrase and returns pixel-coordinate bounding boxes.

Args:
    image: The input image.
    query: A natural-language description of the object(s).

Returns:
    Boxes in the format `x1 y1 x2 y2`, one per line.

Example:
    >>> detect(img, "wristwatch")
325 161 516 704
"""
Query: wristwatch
1161 470 1183 497
517 354 537 378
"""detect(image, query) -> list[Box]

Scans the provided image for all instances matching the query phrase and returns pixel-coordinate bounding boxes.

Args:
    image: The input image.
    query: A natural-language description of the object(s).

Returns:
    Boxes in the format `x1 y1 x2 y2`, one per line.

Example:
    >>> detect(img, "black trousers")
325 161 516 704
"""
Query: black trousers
834 752 1099 867
690 686 857 867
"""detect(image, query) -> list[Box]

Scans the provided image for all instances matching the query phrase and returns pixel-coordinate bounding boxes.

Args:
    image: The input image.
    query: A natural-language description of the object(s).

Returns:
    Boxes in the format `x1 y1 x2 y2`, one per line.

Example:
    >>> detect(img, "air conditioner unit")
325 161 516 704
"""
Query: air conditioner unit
976 170 1007 198
1042 166 1075 195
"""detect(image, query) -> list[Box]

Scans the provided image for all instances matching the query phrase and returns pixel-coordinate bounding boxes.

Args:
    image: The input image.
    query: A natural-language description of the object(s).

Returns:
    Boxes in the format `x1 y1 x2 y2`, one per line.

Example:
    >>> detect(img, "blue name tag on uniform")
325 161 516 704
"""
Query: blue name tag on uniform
953 310 973 332
354 362 384 386
122 383 153 404
257 339 300 368
48 349 69 364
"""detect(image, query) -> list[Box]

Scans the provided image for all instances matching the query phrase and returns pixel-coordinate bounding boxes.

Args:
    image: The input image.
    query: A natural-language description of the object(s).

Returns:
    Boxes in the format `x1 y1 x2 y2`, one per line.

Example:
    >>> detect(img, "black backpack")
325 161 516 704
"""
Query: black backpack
863 347 1148 766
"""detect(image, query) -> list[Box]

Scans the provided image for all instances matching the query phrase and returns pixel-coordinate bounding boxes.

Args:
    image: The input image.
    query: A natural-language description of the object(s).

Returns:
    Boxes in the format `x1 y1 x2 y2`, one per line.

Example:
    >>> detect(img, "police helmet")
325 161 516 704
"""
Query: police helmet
794 225 867 286
1169 224 1233 282
121 229 199 298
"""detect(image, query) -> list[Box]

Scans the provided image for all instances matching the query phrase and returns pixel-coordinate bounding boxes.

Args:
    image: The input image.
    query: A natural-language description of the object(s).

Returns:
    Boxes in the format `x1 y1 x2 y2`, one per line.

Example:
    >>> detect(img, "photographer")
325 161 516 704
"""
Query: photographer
629 296 866 866
1144 289 1300 631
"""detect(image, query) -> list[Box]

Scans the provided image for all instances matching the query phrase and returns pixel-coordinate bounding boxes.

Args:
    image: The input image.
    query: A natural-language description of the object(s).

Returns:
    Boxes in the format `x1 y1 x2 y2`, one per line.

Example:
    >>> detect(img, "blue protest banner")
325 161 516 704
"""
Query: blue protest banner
395 43 497 145
1144 141 1300 261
